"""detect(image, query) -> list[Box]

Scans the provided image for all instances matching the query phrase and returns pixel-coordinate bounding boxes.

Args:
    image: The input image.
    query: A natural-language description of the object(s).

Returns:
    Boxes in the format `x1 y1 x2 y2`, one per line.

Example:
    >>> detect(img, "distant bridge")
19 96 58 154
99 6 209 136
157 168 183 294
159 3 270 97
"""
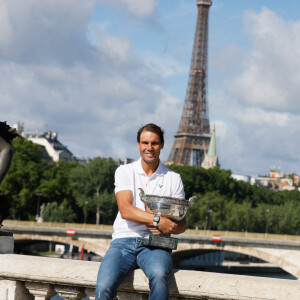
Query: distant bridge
3 220 300 279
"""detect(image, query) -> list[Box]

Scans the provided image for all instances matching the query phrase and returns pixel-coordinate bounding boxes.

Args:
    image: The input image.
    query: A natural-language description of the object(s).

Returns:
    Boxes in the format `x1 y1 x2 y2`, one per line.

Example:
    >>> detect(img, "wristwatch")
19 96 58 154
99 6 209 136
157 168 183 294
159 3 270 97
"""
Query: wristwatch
153 214 160 227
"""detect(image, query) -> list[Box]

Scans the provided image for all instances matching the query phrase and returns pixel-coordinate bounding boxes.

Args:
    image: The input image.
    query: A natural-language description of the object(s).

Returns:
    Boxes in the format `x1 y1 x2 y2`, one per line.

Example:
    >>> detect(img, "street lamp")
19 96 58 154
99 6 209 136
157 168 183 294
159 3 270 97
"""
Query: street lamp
265 209 270 234
84 201 89 224
206 209 213 230
36 192 42 220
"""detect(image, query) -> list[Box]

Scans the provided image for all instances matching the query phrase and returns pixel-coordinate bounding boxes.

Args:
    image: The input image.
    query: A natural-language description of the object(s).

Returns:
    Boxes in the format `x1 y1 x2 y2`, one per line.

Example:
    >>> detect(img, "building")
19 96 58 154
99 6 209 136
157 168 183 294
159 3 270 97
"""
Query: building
201 125 219 169
232 167 299 191
255 168 297 191
116 158 134 165
230 174 252 183
21 129 74 162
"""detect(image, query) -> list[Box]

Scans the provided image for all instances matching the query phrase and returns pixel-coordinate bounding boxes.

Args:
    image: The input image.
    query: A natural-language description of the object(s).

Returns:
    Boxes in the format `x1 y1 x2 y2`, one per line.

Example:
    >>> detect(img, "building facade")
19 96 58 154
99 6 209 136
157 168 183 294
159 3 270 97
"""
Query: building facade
21 129 74 162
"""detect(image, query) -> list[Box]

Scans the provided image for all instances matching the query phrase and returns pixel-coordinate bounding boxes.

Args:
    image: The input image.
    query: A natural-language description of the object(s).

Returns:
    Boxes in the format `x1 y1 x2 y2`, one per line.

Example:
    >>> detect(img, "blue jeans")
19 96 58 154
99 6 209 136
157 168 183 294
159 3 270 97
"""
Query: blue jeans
95 237 173 300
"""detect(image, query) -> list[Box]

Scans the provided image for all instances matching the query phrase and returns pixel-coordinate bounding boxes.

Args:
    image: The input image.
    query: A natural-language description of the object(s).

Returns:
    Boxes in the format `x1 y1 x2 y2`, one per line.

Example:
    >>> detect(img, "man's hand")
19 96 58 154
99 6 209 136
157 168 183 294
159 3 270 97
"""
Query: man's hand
148 225 161 235
157 216 178 235
147 216 178 236
148 216 187 236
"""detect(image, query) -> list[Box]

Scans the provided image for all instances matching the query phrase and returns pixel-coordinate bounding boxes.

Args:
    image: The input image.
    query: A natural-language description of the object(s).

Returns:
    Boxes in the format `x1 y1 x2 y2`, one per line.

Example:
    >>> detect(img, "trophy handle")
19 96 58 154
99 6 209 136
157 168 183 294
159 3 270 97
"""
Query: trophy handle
188 196 197 208
138 188 145 202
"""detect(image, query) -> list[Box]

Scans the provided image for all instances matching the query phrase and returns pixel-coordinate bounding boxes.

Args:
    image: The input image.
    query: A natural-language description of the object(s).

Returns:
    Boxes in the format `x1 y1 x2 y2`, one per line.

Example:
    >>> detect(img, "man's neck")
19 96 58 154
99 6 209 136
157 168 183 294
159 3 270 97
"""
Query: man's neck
141 159 160 177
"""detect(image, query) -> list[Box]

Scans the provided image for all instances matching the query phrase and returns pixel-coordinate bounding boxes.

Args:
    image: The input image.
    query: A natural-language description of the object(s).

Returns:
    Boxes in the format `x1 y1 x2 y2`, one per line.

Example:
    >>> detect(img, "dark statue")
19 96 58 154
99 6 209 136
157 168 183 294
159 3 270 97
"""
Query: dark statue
0 121 20 226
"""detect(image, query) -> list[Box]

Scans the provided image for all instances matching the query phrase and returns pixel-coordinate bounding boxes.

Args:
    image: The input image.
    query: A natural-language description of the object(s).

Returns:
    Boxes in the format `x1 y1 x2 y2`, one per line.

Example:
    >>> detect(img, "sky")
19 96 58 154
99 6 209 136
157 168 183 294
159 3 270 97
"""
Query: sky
0 0 299 177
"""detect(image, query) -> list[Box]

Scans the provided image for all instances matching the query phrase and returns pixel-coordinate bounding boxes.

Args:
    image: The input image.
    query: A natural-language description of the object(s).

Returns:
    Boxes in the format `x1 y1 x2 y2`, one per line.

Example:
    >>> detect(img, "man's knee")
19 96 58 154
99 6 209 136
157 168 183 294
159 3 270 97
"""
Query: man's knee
147 263 170 281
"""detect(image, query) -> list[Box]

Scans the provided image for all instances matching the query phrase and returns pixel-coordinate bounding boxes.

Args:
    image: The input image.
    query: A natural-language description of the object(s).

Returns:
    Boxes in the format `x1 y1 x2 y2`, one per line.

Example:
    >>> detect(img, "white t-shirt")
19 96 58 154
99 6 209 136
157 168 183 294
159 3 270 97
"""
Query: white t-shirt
112 158 185 240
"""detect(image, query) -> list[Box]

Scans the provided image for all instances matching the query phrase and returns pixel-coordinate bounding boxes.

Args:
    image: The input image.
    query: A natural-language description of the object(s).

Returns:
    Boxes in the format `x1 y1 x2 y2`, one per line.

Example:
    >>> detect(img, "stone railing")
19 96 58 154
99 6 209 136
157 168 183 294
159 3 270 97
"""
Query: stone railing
0 254 300 300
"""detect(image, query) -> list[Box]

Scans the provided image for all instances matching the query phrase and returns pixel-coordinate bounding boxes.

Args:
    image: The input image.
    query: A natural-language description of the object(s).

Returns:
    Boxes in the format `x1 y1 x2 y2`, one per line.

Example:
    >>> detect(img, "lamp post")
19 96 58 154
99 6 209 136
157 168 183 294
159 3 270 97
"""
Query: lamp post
36 192 42 220
84 201 88 224
206 209 213 230
265 209 270 234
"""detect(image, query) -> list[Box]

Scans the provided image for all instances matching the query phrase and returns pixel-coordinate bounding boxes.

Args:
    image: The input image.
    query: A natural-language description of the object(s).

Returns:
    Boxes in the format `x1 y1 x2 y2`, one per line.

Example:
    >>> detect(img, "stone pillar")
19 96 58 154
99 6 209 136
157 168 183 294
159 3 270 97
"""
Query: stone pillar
0 280 33 300
0 229 14 253
25 282 56 300
54 285 86 300
85 288 96 300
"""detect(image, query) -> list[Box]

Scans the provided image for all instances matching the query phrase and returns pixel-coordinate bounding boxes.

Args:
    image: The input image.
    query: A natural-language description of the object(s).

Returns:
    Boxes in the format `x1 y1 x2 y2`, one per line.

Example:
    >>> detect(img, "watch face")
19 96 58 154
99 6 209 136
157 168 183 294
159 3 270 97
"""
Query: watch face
153 216 160 222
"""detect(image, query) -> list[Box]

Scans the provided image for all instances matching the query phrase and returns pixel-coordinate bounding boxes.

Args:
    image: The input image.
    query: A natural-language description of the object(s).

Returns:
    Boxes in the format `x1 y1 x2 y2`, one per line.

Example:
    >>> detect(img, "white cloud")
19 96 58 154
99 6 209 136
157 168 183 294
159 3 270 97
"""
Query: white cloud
230 106 289 127
210 7 300 175
230 7 300 113
97 0 158 18
141 51 187 78
0 0 299 177
87 24 132 66
0 0 179 161
0 0 94 64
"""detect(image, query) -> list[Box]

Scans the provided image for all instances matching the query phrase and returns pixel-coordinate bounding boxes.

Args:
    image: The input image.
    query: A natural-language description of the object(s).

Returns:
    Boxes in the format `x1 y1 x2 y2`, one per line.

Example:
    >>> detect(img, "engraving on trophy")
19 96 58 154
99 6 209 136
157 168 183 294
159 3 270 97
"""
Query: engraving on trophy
139 188 196 250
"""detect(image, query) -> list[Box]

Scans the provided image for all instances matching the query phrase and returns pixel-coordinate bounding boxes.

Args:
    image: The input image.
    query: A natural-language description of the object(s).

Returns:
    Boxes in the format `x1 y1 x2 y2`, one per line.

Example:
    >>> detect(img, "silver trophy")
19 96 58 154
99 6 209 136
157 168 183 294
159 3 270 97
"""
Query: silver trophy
139 188 196 250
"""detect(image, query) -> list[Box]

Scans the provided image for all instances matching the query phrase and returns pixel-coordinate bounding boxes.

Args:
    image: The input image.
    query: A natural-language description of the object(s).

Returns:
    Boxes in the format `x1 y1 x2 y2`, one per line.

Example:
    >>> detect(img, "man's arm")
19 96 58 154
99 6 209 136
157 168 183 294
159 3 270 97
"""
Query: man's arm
116 190 178 235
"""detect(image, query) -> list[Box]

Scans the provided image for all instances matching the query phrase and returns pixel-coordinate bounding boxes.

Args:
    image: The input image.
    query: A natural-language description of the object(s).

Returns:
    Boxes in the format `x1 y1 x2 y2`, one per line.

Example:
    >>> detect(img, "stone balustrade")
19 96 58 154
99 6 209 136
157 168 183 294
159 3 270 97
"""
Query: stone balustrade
0 254 300 300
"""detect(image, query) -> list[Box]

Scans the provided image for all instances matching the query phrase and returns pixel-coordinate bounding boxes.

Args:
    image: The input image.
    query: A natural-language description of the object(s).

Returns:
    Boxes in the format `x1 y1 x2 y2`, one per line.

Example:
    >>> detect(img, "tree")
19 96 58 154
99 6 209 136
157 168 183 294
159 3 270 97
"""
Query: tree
0 138 46 219
0 137 80 221
223 201 257 232
36 161 78 215
186 191 227 230
41 200 76 223
2 139 300 234
70 157 117 224
95 190 118 225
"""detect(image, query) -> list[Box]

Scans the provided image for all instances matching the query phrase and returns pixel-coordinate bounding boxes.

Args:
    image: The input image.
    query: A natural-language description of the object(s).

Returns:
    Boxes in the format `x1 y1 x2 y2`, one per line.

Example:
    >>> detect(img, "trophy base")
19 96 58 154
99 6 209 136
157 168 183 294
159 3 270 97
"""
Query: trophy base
144 234 178 250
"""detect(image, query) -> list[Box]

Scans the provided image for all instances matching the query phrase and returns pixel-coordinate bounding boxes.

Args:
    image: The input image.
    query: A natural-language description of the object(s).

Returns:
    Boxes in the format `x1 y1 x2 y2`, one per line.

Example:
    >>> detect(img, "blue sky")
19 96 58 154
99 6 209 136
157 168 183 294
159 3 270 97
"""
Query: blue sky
0 0 299 176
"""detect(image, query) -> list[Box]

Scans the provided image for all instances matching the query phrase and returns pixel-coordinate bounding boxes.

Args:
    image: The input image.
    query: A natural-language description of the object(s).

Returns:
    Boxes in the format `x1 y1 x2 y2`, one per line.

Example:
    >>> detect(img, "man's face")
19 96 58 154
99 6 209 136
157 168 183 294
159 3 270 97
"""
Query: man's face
137 130 164 165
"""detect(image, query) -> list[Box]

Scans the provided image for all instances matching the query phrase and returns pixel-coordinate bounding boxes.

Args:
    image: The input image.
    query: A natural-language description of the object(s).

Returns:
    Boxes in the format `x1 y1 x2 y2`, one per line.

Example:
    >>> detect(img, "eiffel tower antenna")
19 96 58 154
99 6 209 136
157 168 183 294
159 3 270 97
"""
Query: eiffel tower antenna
167 0 212 166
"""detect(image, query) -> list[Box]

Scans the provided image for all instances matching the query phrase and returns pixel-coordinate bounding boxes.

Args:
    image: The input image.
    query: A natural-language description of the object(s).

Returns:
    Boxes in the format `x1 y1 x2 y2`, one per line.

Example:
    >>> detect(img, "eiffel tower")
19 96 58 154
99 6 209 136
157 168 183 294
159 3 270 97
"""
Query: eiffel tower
167 0 212 166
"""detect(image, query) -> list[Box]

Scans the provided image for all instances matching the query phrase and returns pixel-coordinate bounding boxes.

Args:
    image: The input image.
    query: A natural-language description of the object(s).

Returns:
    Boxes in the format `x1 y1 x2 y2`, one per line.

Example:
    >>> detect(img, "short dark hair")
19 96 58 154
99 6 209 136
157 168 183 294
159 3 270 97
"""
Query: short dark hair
137 123 164 145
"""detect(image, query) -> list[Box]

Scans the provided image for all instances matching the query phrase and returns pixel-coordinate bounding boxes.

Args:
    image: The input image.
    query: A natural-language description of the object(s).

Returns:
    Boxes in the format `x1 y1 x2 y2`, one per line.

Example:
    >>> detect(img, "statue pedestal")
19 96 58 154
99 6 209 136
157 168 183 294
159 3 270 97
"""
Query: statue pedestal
0 230 14 253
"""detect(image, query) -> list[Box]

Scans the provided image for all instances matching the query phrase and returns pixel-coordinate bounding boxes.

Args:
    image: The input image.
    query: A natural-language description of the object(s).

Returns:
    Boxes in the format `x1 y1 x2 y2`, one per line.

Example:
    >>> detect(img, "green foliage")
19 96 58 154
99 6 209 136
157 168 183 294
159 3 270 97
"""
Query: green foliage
70 157 117 223
186 191 227 230
168 164 300 235
1 138 45 219
41 200 76 223
96 190 118 225
2 139 299 233
0 138 80 220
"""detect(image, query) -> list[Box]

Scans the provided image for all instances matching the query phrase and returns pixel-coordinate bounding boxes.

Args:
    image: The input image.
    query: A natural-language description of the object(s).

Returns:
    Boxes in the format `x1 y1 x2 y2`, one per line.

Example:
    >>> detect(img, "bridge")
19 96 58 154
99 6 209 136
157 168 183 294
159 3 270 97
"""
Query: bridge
3 220 300 279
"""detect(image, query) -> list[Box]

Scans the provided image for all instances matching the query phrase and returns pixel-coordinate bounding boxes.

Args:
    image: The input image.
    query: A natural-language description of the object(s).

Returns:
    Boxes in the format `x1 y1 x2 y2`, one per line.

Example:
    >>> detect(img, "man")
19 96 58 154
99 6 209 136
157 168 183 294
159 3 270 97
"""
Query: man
95 123 186 300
